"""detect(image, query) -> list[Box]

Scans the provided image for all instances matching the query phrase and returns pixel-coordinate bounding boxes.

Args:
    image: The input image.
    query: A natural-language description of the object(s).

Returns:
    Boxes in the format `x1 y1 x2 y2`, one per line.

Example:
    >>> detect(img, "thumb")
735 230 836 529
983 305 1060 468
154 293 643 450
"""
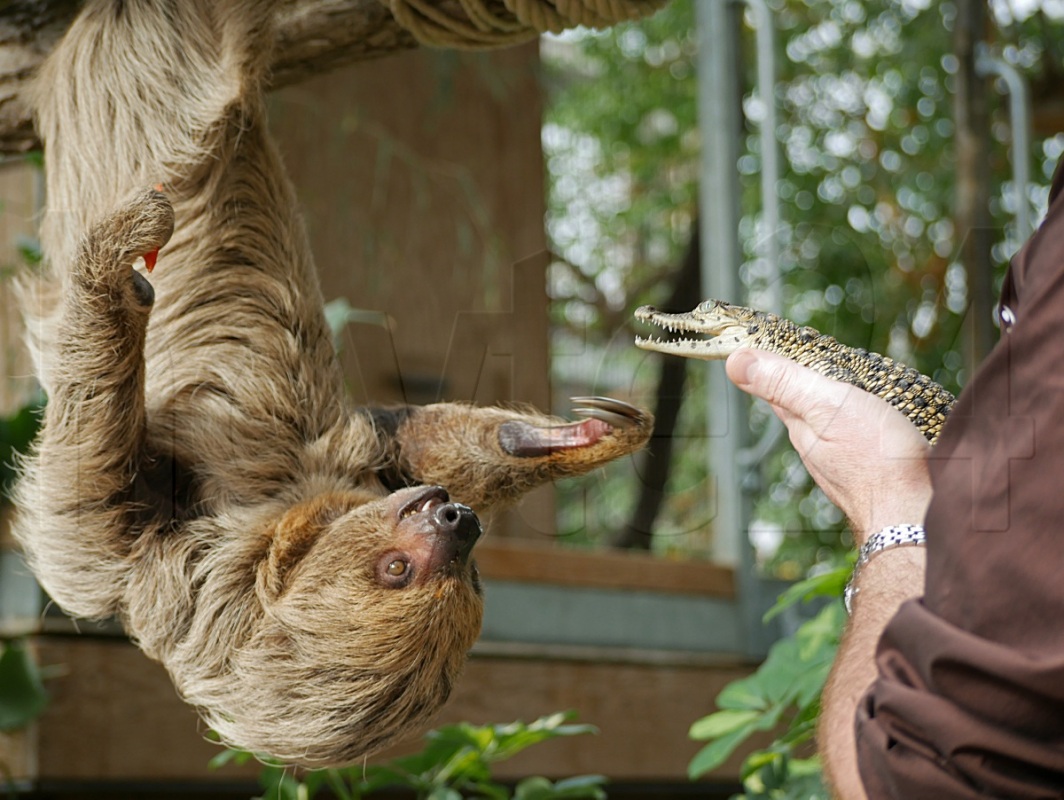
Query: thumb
726 349 845 418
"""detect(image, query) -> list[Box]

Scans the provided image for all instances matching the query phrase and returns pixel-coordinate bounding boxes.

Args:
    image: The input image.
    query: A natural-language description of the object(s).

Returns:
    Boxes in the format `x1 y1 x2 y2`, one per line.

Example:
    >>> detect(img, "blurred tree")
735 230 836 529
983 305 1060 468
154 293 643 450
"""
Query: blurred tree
610 225 701 550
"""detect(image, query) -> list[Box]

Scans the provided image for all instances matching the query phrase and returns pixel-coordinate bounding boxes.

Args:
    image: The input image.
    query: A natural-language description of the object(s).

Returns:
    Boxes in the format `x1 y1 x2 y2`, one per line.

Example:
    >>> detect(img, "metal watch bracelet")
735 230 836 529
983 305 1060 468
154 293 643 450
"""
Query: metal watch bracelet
843 524 926 614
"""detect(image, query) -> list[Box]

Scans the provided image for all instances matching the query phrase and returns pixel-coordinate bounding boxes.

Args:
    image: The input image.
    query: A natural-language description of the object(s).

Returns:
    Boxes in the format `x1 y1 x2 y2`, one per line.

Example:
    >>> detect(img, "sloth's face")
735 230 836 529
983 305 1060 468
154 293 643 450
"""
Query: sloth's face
367 485 483 592
259 484 484 604
214 486 486 765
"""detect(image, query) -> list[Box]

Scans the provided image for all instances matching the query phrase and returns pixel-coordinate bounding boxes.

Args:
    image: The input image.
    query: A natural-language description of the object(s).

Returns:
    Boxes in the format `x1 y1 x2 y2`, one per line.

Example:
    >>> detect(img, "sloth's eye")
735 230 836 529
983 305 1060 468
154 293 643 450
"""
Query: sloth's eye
378 553 415 588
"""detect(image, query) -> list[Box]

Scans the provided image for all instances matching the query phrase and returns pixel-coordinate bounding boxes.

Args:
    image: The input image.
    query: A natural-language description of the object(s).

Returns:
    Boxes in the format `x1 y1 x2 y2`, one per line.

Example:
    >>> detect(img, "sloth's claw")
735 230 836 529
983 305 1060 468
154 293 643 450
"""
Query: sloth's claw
570 396 643 430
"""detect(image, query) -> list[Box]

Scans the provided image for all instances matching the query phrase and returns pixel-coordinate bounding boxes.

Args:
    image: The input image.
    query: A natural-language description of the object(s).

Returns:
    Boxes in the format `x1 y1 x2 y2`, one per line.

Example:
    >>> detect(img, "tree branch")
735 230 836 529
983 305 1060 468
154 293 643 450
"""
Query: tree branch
0 0 418 155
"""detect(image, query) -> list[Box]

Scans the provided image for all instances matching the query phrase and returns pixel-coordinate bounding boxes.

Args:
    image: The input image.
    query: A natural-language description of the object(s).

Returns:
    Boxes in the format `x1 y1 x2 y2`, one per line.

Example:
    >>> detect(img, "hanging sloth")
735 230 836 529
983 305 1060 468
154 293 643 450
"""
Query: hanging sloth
12 0 652 766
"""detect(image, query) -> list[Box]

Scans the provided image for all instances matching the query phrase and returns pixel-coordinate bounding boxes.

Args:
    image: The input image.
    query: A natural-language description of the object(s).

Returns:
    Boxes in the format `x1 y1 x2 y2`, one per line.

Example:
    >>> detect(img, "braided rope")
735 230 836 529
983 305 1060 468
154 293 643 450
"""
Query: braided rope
380 0 668 49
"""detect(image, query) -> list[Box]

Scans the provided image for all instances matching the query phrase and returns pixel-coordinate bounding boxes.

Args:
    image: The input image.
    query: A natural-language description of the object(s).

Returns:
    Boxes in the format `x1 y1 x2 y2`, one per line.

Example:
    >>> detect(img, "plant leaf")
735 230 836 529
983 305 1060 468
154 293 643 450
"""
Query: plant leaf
0 639 48 730
763 565 850 623
426 787 462 800
0 397 44 504
687 718 760 778
715 605 841 716
689 708 761 740
487 712 597 763
740 749 781 782
208 747 256 770
552 775 608 791
514 775 607 800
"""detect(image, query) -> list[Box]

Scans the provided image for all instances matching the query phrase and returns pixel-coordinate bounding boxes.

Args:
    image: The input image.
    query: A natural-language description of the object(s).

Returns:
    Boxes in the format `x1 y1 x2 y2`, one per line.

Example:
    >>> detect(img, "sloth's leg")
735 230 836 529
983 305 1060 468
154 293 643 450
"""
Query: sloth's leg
362 398 653 512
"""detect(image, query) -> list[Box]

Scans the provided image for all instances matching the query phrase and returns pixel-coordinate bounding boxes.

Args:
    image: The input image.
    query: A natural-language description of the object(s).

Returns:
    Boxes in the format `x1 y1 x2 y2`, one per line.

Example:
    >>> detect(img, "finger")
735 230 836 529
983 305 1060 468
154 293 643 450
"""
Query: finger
726 349 850 421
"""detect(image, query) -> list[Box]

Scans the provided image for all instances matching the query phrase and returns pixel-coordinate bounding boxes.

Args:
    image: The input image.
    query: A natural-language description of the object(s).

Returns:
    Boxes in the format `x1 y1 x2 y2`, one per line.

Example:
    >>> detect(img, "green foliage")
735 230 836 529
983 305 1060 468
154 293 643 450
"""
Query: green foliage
213 712 606 800
0 639 48 731
0 641 49 796
544 0 699 303
14 235 41 269
20 151 43 171
762 564 851 623
1 211 45 504
0 395 43 504
544 0 711 555
544 0 1064 565
689 583 846 800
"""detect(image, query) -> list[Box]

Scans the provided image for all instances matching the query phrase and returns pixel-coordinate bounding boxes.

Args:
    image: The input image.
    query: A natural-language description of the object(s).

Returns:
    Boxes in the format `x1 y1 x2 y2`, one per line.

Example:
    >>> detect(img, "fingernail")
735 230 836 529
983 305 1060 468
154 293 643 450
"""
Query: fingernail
727 349 759 387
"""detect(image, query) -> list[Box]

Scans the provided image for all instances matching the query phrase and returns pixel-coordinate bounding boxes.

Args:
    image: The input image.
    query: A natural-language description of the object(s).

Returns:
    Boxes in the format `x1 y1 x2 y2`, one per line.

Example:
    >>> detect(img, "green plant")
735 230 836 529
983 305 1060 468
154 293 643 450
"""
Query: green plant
0 394 43 505
0 394 48 792
688 567 850 799
213 711 607 800
0 639 48 733
0 638 50 794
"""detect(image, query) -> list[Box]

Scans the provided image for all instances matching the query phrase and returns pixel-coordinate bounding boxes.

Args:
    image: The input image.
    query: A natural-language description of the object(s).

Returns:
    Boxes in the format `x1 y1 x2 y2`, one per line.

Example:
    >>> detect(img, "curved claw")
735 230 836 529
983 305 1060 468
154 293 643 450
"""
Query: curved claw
569 396 643 430
571 407 638 430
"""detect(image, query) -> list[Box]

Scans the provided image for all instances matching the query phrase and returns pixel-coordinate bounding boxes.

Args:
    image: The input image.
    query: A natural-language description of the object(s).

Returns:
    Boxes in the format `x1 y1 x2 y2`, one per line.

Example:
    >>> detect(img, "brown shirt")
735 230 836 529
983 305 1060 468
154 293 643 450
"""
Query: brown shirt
855 163 1064 798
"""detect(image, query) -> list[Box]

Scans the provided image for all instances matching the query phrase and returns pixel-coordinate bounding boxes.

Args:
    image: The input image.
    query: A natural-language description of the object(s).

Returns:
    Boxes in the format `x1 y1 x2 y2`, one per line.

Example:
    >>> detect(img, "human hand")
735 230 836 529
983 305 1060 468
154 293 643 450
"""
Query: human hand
726 349 932 544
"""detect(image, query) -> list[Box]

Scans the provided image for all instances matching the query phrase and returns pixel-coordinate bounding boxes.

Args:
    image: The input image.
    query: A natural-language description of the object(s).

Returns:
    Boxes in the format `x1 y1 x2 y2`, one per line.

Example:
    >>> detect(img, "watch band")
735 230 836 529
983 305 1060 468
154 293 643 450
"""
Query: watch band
844 524 926 614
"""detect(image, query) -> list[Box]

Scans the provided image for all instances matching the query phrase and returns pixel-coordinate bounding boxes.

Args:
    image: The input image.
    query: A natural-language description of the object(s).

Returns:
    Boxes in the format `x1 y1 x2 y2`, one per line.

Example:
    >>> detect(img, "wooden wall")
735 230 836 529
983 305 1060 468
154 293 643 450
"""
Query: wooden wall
5 635 753 788
270 42 556 540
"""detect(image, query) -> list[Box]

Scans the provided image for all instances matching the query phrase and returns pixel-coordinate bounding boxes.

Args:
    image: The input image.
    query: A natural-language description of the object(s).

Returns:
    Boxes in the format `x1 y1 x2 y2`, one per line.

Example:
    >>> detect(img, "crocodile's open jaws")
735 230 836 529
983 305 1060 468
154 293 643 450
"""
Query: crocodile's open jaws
634 300 768 360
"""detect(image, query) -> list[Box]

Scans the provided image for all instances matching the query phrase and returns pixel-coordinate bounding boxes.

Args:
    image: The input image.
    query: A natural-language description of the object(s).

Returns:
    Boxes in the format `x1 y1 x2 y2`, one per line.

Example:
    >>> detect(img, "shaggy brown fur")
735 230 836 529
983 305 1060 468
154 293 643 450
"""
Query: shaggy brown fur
12 0 652 766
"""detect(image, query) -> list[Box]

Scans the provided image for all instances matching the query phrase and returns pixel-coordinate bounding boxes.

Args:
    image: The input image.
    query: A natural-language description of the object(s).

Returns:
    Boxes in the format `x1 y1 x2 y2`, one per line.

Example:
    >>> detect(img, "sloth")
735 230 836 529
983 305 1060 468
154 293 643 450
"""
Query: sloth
11 0 652 766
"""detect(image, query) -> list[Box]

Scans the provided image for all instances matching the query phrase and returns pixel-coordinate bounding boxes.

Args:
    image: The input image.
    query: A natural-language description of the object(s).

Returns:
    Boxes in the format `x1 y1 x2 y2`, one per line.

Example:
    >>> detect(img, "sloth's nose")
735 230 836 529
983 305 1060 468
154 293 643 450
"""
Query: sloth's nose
432 502 481 560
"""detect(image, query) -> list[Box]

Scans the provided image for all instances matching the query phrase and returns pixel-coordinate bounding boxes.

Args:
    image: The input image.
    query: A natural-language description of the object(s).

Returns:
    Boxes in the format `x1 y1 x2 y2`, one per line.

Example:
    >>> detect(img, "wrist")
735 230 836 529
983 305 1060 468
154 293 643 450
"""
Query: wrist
854 496 930 547
846 460 931 546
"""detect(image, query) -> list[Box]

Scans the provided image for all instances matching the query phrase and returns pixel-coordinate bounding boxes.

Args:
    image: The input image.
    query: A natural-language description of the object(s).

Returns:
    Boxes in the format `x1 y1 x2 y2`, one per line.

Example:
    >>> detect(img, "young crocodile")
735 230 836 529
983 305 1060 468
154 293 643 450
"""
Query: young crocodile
634 299 955 445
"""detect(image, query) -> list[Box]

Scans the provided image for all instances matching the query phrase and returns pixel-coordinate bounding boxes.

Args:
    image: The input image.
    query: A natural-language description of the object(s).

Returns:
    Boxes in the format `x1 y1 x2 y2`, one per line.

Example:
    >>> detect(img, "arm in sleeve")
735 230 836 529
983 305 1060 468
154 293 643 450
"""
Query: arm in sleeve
853 176 1064 799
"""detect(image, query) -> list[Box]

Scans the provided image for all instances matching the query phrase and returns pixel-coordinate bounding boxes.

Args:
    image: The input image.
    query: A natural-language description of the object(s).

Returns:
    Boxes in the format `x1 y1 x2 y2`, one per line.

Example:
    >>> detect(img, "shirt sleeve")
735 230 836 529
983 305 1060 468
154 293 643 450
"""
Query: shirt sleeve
853 164 1064 798
856 602 1064 798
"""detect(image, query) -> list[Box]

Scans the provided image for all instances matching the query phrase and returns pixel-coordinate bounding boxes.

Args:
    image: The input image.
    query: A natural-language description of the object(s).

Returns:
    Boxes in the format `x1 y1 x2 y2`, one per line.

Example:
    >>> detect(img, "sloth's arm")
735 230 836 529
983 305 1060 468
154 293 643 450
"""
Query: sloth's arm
12 190 174 616
38 190 174 515
365 398 653 512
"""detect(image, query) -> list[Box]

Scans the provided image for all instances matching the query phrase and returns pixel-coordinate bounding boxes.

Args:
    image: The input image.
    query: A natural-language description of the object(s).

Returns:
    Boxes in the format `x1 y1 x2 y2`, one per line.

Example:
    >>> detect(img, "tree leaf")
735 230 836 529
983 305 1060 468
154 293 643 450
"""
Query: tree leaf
514 776 553 799
713 677 772 712
487 712 597 763
208 747 256 770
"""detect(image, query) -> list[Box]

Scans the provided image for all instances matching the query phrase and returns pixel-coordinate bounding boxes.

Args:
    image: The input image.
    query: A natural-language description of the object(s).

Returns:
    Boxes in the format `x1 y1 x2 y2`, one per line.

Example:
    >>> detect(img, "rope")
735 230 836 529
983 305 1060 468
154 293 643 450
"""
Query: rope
380 0 669 49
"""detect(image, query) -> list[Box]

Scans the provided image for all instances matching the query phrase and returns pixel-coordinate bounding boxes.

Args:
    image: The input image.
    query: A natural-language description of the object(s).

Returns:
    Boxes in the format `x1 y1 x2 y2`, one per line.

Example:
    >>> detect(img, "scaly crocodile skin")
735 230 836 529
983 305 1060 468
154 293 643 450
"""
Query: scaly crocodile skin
635 299 954 445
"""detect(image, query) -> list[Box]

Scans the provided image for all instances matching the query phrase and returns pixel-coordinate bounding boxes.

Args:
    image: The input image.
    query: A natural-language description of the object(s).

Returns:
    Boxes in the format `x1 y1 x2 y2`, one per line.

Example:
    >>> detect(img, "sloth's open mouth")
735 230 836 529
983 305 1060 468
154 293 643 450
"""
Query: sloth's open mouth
397 485 449 522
